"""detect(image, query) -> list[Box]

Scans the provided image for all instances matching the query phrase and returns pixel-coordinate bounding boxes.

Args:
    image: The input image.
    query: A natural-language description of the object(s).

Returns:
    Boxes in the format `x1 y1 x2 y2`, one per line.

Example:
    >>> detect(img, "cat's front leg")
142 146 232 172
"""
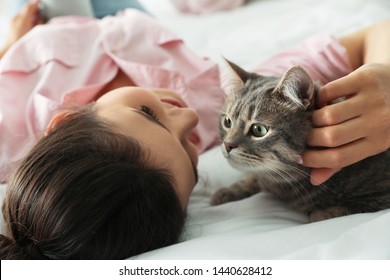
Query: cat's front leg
211 173 261 205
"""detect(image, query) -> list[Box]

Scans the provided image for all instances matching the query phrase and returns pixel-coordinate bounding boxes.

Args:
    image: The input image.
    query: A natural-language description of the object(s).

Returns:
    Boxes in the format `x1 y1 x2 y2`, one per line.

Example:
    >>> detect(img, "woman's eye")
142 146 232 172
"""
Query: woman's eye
222 115 232 129
251 123 268 138
140 106 159 121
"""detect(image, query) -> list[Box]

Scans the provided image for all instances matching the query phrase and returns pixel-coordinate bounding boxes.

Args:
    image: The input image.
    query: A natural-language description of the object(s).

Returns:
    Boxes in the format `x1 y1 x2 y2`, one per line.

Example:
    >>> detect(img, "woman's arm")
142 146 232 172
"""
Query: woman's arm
303 20 390 185
339 20 390 67
0 2 43 59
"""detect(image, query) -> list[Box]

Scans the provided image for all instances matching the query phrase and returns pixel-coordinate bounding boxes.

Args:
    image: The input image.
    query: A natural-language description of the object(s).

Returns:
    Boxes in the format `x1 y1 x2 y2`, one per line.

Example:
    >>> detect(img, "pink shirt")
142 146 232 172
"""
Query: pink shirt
0 9 353 180
253 34 353 86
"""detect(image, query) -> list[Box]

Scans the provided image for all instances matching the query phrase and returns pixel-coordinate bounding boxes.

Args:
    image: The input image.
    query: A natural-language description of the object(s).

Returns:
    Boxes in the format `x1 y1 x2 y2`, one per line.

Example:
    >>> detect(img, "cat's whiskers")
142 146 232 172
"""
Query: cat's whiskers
234 151 267 170
253 161 283 186
280 161 338 195
272 160 341 207
234 151 282 181
279 161 311 181
266 159 313 205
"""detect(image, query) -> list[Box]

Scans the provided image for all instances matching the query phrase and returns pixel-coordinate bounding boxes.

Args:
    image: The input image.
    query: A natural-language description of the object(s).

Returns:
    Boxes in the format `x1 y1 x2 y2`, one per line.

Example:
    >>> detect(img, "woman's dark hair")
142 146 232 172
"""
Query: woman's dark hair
0 105 185 259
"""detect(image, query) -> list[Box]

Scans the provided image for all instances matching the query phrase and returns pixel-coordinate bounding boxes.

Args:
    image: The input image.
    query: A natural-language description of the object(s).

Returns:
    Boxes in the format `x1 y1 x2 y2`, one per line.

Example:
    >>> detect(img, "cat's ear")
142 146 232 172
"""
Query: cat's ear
275 66 315 110
219 57 250 95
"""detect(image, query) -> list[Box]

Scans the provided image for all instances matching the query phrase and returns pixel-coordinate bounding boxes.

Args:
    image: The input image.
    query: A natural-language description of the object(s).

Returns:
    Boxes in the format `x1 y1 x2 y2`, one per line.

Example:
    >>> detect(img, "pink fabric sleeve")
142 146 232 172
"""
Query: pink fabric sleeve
252 34 354 85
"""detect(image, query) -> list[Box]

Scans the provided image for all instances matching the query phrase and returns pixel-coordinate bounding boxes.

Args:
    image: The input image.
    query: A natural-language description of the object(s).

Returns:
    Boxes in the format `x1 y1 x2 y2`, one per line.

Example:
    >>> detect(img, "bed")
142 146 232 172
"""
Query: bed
1 0 390 260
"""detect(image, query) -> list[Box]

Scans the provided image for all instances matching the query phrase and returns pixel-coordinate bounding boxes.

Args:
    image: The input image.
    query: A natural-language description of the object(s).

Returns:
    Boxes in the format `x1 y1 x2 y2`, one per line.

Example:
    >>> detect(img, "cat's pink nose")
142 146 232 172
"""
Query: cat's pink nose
224 142 237 153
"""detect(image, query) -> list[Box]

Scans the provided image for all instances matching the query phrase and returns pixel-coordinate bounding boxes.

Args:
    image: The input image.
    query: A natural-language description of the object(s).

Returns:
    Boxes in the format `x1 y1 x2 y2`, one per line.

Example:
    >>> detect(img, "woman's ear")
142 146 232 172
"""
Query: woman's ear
45 110 75 136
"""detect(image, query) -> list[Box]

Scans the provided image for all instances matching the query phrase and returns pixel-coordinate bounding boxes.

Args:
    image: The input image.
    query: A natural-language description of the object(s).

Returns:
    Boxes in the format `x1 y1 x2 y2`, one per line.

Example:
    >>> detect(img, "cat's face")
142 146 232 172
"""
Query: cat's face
219 59 316 173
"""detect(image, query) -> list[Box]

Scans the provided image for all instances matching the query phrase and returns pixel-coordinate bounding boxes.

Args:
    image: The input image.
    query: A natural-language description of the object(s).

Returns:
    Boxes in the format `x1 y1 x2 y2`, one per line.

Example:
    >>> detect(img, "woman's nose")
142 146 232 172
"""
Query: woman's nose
166 107 199 139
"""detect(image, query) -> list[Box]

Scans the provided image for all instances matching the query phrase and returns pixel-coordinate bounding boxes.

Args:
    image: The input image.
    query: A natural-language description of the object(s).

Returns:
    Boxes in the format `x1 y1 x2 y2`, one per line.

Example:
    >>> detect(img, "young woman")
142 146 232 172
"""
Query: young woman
0 2 389 259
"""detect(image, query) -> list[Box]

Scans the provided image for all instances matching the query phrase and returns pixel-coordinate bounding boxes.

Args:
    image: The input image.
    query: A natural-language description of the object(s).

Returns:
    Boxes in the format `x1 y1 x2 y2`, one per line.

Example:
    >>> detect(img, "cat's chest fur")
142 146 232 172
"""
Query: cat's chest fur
212 59 390 222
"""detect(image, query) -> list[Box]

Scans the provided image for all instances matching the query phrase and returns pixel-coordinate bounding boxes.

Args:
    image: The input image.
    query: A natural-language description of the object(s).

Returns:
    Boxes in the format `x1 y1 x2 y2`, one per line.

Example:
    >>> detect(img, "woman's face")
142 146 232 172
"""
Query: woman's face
95 87 199 208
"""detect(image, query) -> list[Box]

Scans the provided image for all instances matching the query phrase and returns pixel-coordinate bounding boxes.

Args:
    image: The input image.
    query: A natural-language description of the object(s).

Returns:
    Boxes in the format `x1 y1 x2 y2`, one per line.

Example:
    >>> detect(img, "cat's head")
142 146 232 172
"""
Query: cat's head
219 58 317 173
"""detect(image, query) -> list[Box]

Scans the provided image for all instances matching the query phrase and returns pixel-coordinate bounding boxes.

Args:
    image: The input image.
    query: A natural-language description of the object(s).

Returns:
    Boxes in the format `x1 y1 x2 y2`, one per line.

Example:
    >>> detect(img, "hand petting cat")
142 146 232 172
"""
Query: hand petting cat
302 19 390 185
303 63 390 185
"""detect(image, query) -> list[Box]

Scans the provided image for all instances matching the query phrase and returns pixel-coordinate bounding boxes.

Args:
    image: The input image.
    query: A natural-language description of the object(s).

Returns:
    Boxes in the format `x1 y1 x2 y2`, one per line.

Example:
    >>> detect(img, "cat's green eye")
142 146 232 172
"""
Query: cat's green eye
223 116 232 128
251 123 268 138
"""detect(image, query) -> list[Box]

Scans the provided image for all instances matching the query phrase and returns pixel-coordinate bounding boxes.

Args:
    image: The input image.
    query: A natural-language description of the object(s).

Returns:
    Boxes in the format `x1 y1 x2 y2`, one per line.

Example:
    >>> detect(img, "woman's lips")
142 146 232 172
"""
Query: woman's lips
188 132 200 148
160 98 186 108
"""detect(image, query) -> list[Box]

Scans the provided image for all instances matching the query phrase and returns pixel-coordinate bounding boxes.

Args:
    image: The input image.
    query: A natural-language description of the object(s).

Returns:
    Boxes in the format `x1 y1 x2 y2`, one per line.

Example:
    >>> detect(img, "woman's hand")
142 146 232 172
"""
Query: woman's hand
303 63 390 185
0 1 44 58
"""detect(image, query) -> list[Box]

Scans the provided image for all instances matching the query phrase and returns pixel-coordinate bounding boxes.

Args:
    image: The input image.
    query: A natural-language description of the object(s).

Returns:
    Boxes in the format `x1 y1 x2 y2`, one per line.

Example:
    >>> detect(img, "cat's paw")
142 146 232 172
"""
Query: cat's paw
211 187 237 205
309 207 350 222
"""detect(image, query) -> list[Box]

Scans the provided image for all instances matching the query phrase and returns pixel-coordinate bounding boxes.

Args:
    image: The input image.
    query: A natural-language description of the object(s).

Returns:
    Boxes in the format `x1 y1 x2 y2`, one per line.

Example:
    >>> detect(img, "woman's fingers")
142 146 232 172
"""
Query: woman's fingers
311 95 362 127
316 74 358 107
24 1 42 24
309 168 341 186
308 116 367 147
305 63 390 185
316 72 361 108
303 138 375 169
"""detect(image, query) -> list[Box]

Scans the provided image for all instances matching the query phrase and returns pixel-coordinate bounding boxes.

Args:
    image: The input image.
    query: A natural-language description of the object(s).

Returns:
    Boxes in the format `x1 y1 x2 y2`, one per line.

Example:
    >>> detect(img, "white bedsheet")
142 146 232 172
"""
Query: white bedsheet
1 0 390 260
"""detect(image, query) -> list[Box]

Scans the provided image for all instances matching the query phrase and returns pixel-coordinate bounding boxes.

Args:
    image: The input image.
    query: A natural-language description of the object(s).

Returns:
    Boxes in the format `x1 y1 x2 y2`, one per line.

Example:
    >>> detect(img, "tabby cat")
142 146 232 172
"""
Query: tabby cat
212 59 390 222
